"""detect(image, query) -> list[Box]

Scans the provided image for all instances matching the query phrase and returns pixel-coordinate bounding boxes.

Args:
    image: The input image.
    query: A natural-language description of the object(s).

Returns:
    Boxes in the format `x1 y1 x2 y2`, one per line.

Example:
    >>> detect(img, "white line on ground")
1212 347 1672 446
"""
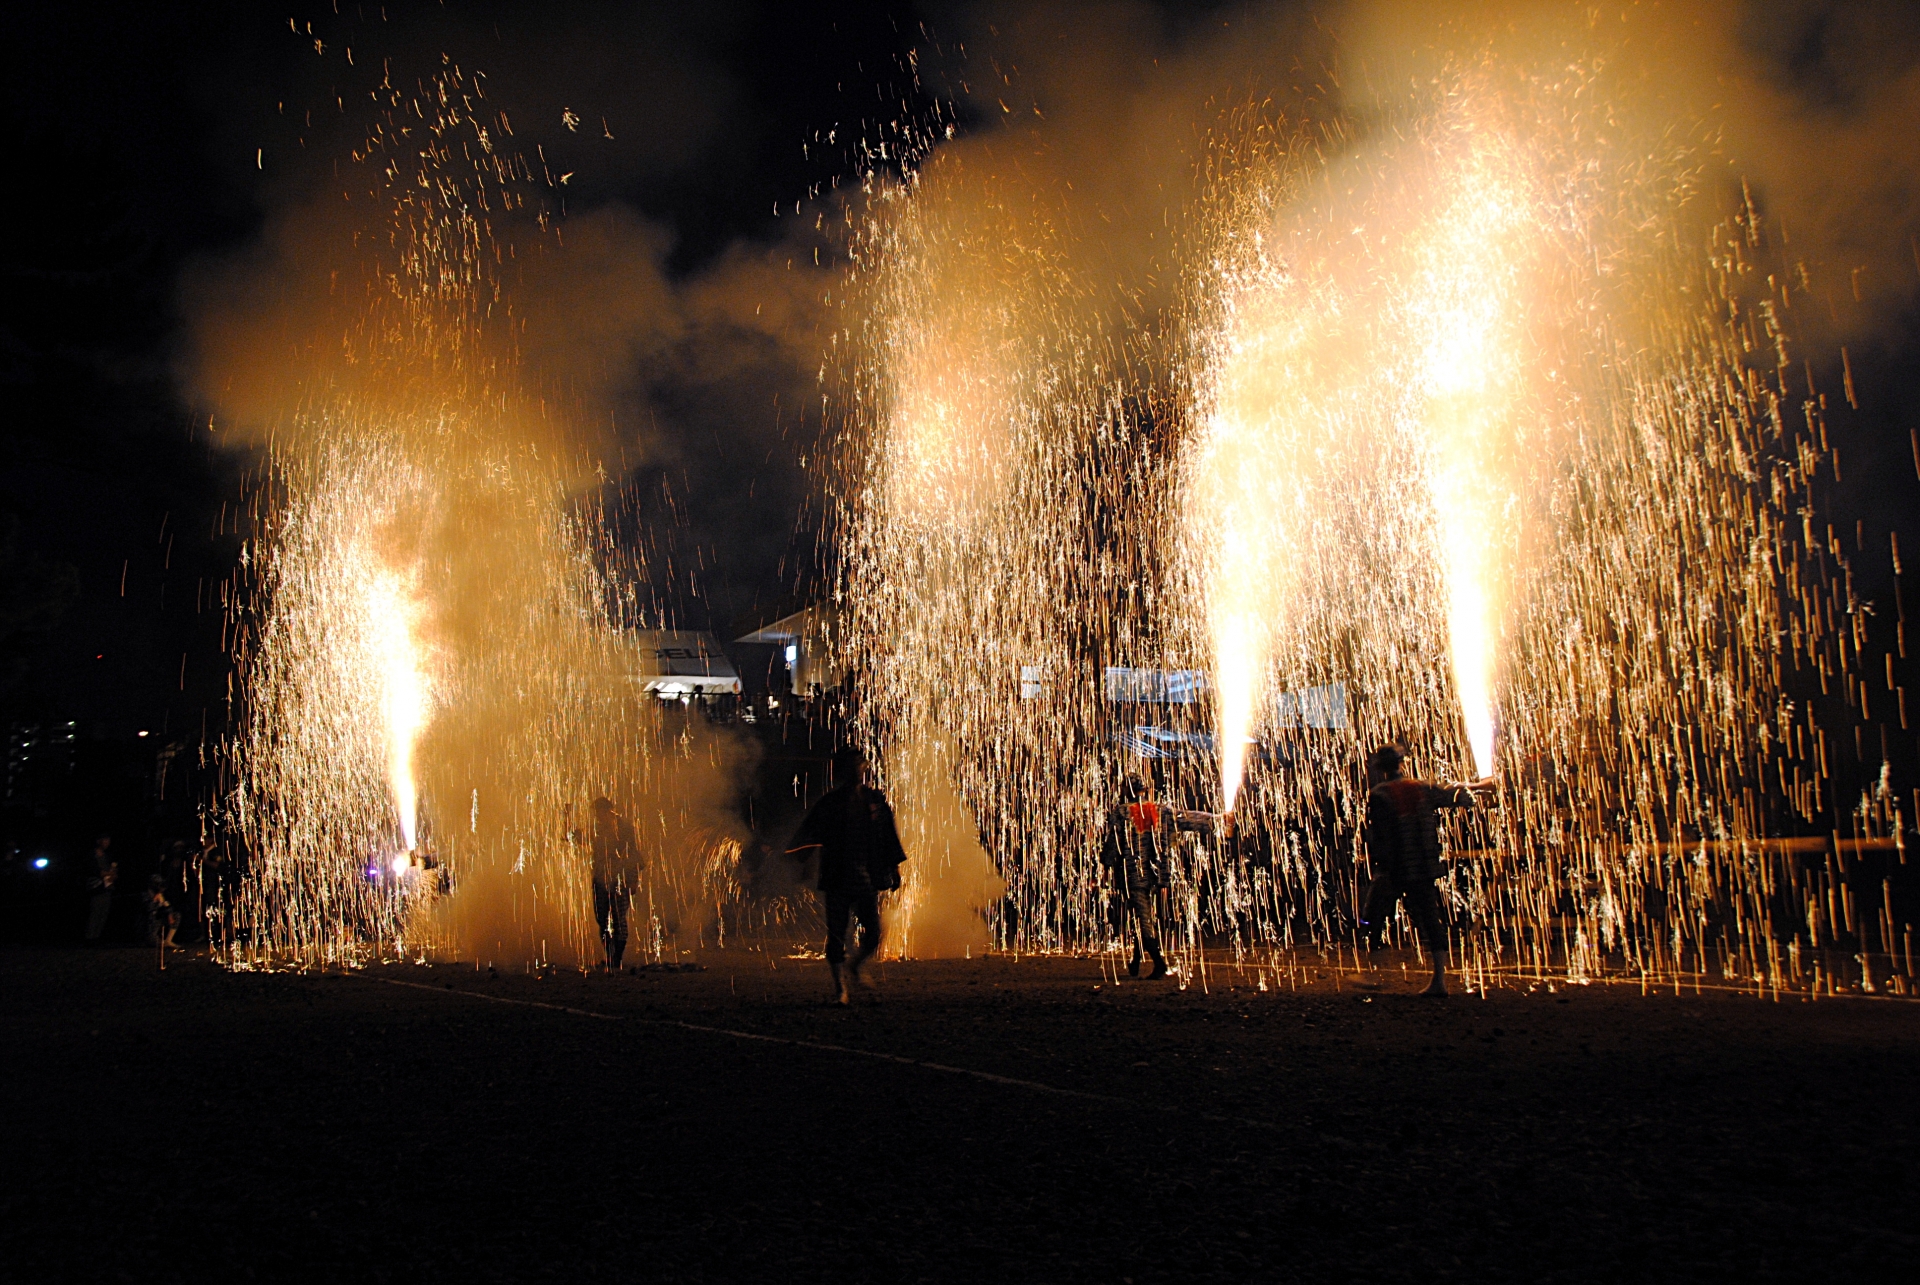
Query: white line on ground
357 973 1290 1134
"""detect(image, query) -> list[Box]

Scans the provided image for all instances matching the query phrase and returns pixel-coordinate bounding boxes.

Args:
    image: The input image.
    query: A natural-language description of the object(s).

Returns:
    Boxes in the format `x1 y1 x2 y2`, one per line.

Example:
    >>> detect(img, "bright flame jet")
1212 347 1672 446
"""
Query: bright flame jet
366 569 431 852
1406 139 1530 780
1186 240 1341 814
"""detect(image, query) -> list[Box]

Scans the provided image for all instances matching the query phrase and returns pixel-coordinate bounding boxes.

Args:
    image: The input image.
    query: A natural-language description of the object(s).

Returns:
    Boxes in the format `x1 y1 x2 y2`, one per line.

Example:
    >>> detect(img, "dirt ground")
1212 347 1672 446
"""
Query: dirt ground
4 944 1914 1283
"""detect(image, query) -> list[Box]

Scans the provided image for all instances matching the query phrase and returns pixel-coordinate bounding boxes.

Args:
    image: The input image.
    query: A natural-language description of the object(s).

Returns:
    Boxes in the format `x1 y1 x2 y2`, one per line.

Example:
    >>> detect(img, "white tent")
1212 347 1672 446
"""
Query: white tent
632 630 741 698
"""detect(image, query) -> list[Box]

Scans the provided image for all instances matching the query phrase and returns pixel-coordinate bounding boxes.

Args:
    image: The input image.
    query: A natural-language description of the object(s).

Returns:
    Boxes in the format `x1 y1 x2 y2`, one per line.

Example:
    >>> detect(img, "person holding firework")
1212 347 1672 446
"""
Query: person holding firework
1360 743 1495 996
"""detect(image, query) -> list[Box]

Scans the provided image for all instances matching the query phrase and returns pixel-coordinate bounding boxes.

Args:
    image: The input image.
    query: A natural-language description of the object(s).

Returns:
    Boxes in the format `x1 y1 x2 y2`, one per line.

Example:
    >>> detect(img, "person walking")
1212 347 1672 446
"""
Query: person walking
787 747 907 1005
84 835 117 942
590 797 640 971
1360 743 1494 996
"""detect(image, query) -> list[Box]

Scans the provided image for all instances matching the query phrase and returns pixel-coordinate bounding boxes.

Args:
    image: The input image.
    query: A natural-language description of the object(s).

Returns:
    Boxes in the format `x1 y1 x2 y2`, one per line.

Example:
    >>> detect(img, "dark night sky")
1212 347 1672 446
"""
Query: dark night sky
2 0 1917 774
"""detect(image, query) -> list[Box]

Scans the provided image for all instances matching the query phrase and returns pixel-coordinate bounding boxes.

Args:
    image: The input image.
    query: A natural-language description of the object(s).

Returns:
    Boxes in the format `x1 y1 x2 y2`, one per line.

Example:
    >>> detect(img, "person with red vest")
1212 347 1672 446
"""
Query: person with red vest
1360 743 1494 996
1099 774 1219 979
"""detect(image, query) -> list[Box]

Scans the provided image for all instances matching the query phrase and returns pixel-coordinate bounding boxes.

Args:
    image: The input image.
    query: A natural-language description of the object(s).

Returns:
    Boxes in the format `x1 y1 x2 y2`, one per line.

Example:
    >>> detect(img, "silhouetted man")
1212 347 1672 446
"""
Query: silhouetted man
144 873 180 949
788 747 907 1005
590 797 640 971
1361 743 1493 996
1101 776 1174 978
85 835 117 942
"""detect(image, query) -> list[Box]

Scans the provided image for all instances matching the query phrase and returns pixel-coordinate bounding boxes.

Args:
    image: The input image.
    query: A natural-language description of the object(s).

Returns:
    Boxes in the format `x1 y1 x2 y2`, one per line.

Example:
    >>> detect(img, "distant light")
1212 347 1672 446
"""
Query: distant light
784 643 798 665
390 855 411 876
32 857 49 870
136 730 149 738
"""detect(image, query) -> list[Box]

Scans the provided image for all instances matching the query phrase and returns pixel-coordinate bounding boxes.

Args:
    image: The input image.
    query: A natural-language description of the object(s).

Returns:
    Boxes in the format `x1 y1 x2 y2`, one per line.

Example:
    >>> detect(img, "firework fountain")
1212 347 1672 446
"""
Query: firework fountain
834 43 1910 990
219 64 749 970
832 142 1097 955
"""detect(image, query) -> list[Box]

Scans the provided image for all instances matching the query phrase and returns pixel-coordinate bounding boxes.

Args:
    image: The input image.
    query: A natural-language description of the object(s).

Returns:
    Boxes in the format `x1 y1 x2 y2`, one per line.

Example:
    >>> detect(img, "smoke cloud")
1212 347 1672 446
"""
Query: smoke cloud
908 0 1919 348
187 1 1919 623
179 8 833 630
179 19 825 967
885 736 1007 959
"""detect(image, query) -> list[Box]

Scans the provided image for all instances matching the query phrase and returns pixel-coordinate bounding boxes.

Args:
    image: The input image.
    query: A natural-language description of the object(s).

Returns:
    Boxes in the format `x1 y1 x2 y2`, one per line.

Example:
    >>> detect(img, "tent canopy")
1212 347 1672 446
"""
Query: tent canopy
633 630 740 696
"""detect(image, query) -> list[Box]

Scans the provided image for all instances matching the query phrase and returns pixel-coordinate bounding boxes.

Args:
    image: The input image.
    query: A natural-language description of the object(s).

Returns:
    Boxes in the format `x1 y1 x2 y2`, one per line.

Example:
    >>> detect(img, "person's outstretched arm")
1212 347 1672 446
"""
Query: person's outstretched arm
1430 779 1495 809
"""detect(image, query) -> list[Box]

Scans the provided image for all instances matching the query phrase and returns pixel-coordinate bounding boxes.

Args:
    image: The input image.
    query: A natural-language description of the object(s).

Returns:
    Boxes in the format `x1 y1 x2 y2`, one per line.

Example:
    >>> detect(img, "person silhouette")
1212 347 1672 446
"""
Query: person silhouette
1360 743 1494 996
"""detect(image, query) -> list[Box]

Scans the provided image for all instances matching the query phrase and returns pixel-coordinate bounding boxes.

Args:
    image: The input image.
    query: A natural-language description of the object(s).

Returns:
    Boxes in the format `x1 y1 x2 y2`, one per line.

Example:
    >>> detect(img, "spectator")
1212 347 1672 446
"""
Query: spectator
85 835 117 942
590 797 641 971
144 873 180 949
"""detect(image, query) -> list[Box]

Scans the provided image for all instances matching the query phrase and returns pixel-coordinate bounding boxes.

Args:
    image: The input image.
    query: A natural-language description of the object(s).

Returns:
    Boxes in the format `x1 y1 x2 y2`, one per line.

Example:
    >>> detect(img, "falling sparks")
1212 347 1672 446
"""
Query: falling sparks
216 29 1909 995
219 61 753 971
830 49 1910 992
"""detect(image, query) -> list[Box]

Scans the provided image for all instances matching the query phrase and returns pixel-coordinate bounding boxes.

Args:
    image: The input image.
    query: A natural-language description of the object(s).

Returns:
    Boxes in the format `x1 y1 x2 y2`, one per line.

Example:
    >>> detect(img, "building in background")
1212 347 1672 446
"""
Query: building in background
735 606 840 697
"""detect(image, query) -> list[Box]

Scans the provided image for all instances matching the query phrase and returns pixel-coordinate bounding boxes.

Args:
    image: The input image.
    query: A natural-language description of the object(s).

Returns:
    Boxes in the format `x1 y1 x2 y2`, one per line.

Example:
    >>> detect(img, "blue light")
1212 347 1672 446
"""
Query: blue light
32 857 49 870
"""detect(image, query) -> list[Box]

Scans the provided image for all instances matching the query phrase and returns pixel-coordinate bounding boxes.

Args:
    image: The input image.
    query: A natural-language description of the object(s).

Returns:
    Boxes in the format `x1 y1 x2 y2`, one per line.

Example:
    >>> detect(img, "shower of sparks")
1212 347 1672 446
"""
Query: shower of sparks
220 32 1908 994
219 63 752 971
832 52 1911 992
833 135 1130 953
1404 131 1532 782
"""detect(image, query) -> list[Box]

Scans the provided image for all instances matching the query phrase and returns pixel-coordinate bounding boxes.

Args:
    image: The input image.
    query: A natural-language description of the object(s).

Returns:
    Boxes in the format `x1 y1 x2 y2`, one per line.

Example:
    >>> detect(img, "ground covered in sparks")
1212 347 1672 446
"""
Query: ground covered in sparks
4 946 1914 1282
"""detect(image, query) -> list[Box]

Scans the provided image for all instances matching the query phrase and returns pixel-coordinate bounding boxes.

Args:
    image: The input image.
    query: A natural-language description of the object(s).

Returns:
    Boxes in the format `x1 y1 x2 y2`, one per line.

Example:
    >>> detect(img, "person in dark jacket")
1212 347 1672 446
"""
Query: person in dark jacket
590 797 641 971
787 747 907 1005
1360 743 1493 996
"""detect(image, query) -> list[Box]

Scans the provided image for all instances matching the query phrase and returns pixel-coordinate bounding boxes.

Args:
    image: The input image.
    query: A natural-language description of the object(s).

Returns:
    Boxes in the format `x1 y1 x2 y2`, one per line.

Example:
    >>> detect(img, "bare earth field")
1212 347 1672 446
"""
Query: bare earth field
3 944 1914 1282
